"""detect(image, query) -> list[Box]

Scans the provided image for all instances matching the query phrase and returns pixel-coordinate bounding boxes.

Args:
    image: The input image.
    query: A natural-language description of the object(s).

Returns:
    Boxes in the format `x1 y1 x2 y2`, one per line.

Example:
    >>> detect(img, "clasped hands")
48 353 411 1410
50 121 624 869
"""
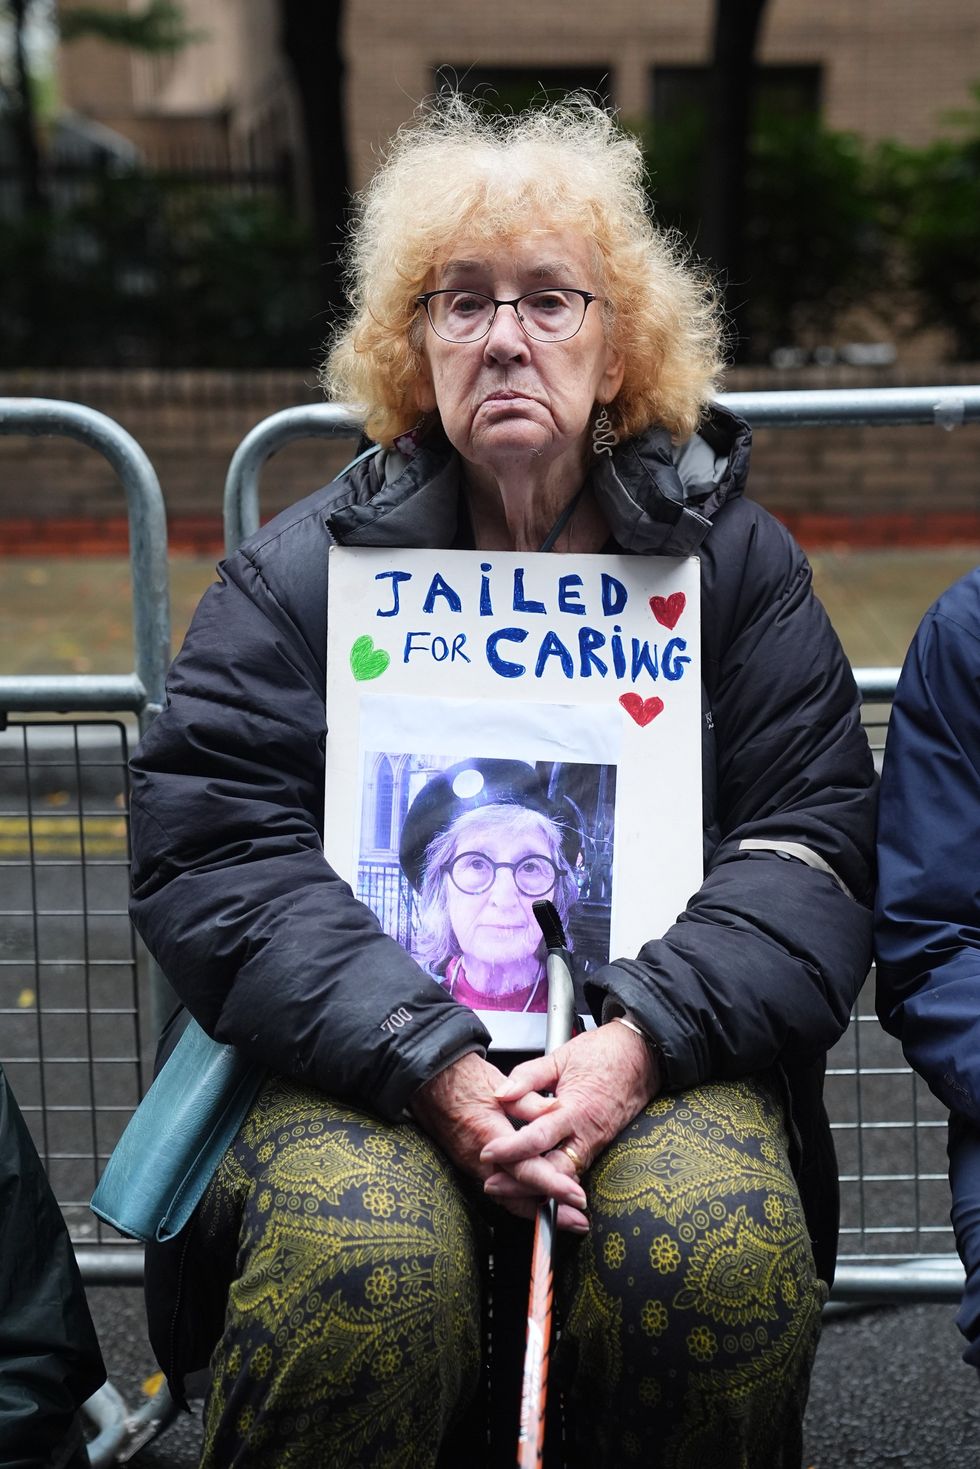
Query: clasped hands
411 1022 660 1234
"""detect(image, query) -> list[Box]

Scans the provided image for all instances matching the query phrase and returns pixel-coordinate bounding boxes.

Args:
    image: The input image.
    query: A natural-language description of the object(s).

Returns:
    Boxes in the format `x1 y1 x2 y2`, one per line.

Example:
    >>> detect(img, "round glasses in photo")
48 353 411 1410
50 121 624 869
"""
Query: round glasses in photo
446 851 560 897
416 288 598 343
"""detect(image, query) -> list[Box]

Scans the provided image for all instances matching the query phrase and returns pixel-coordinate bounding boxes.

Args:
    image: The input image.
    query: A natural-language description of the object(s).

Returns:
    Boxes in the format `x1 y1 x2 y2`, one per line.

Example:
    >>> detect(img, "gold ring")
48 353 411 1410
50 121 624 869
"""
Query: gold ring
560 1142 586 1174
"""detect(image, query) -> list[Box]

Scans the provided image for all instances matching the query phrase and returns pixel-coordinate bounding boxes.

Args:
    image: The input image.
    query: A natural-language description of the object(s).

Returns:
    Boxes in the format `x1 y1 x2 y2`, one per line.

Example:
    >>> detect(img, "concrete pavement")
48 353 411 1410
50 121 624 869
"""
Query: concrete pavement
79 1286 980 1467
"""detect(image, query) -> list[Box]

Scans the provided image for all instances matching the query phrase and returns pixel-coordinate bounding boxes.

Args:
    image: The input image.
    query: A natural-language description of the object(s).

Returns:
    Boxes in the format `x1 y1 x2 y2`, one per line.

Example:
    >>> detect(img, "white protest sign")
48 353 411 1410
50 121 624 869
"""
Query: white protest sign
325 547 702 1050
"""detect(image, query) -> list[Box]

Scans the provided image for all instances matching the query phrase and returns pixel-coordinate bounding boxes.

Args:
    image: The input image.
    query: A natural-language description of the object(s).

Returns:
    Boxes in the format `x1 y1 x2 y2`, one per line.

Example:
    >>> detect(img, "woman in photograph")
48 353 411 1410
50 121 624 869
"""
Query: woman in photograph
401 758 580 1013
128 95 876 1467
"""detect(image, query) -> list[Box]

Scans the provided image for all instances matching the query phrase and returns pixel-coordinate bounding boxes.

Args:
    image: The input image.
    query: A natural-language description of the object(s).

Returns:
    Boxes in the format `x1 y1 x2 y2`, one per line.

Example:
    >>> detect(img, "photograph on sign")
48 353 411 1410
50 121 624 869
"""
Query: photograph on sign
358 744 616 1023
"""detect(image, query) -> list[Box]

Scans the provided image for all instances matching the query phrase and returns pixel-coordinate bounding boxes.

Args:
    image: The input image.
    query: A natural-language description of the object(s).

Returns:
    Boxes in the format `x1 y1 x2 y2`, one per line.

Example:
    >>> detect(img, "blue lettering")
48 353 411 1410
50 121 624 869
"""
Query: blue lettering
422 573 462 614
431 636 450 661
663 636 691 682
534 631 575 679
630 639 660 681
404 631 431 661
578 627 608 677
375 569 412 616
558 574 585 615
601 573 628 617
450 633 471 663
480 563 493 616
513 569 546 614
610 624 626 678
486 628 528 678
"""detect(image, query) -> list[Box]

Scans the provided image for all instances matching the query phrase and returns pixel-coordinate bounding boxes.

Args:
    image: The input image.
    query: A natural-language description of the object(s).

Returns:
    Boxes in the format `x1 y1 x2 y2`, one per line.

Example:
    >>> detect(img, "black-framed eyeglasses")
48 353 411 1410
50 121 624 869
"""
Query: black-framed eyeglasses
445 851 560 897
416 288 598 344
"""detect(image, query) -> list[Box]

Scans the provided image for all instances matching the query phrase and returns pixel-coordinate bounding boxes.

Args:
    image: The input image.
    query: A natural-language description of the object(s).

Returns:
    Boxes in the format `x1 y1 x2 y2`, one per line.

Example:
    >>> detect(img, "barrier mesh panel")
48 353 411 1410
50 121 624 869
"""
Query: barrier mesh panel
0 718 144 1248
824 701 955 1263
0 704 956 1270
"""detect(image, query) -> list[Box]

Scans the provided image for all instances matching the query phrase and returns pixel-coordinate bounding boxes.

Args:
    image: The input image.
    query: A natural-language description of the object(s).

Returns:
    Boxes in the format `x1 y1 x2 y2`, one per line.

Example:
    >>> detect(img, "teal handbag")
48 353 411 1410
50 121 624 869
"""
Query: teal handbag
90 1017 265 1243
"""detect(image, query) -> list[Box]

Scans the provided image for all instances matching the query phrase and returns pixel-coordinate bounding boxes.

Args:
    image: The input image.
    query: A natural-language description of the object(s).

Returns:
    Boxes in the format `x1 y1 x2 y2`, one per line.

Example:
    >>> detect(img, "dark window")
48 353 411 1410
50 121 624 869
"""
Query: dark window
434 66 612 114
651 64 821 131
645 64 822 229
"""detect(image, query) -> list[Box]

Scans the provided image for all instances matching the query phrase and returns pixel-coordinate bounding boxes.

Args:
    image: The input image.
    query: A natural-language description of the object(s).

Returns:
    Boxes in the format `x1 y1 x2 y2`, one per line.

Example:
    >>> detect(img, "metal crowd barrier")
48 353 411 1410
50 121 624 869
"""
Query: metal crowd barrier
0 387 976 1322
0 399 180 1460
0 398 171 731
0 398 177 1272
224 385 979 1309
223 385 980 551
832 678 964 1306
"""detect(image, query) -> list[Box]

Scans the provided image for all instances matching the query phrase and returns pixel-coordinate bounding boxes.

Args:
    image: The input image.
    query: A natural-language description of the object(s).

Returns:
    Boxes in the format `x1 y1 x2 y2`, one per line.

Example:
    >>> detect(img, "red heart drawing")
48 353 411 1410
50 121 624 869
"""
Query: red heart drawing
619 693 664 727
649 592 686 630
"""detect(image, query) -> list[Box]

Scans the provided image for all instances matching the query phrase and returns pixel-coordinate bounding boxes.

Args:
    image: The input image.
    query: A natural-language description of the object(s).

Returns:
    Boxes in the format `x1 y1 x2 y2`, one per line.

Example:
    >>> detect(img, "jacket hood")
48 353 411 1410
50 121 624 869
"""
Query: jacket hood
324 402 751 556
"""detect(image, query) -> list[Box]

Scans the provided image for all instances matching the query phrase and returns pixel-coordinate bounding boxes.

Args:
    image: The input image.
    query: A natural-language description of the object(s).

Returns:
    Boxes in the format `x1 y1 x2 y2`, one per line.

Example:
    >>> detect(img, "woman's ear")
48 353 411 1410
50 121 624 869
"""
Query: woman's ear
414 370 437 415
597 346 625 405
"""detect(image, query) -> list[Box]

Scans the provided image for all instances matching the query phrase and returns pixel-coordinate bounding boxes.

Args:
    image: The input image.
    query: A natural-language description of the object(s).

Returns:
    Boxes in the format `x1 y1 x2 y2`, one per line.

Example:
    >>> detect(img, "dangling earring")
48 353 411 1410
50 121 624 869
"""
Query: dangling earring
592 405 618 457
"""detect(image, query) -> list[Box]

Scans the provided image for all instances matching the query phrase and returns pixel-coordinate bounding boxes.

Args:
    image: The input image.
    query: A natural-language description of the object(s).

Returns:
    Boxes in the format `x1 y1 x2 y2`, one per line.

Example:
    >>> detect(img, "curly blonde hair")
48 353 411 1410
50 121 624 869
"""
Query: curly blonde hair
322 94 725 447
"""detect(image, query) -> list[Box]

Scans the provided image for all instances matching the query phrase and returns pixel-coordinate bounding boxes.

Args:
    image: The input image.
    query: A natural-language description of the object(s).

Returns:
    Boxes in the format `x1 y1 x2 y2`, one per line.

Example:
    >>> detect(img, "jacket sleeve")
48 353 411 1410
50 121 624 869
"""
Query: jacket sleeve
875 582 980 1124
129 521 490 1121
587 507 876 1089
0 1065 106 1458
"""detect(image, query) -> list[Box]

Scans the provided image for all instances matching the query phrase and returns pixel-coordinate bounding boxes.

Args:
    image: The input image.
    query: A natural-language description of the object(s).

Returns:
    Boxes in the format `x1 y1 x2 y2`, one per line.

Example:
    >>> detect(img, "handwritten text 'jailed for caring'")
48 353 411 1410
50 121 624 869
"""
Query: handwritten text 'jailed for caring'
373 564 692 683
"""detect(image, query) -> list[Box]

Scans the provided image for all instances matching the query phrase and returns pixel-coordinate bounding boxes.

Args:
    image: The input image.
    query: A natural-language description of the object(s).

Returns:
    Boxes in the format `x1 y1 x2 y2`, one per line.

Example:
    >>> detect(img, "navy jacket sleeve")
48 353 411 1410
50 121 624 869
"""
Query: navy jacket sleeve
128 504 490 1121
587 502 877 1088
875 570 980 1122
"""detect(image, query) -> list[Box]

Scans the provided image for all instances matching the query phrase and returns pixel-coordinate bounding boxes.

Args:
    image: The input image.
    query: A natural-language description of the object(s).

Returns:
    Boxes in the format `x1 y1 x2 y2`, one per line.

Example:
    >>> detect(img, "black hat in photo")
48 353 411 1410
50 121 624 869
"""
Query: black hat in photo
399 757 581 890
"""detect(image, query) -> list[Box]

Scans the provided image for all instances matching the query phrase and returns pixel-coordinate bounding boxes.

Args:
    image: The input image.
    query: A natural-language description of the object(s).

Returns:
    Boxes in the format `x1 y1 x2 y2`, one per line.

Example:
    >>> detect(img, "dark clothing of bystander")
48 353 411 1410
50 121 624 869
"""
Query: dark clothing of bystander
876 566 980 1364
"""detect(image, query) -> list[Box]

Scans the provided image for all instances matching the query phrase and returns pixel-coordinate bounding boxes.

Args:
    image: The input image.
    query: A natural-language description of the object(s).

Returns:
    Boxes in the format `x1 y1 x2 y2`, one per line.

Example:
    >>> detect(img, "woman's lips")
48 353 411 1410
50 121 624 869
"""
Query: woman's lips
479 391 538 410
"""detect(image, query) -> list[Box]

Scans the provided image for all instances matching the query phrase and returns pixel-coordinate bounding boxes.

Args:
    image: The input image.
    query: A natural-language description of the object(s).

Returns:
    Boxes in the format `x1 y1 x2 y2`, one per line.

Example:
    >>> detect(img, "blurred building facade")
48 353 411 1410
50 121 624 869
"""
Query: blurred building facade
56 0 980 184
346 0 980 183
56 0 301 169
5 1 972 551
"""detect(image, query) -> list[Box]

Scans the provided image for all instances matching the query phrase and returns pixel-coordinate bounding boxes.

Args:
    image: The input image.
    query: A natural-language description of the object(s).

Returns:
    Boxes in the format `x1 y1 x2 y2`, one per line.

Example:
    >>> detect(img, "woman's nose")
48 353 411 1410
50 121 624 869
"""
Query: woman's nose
483 304 531 364
487 866 523 902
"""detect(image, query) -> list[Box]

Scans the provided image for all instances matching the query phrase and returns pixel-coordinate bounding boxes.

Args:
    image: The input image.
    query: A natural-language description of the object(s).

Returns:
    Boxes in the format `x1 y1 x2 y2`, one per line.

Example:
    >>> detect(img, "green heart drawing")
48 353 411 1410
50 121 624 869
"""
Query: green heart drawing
349 634 391 681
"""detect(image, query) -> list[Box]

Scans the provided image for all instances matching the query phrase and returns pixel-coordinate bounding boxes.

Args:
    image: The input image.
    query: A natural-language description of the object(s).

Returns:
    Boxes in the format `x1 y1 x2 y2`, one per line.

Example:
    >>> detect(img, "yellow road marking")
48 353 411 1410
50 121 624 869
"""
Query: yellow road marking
0 816 127 857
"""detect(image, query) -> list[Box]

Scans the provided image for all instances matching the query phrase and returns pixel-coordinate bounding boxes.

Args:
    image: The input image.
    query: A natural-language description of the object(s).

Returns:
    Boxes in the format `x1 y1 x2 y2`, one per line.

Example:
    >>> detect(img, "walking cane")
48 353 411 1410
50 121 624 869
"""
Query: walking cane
516 900 577 1469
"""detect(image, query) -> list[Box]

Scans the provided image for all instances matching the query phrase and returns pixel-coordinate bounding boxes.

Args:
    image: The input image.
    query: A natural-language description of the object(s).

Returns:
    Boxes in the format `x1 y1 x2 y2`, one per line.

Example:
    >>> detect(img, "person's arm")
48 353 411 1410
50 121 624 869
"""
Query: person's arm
875 579 980 1122
586 505 877 1089
129 511 490 1122
0 1066 105 1465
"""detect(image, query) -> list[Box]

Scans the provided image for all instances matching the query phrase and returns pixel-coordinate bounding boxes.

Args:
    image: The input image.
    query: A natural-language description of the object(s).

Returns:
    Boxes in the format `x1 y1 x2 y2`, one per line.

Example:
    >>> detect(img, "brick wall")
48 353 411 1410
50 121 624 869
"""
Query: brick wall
723 362 980 547
0 369 356 553
1 363 978 555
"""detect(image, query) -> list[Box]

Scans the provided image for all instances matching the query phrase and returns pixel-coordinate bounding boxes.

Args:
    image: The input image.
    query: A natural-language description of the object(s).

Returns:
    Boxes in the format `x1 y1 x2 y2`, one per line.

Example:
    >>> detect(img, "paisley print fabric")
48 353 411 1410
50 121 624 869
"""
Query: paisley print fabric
557 1078 826 1467
197 1079 484 1468
196 1074 823 1468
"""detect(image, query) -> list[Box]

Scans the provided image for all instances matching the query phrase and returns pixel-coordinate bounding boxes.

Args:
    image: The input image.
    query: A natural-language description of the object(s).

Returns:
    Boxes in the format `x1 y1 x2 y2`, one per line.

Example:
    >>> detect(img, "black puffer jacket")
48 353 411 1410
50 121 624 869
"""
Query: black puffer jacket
130 406 875 1285
0 1064 105 1466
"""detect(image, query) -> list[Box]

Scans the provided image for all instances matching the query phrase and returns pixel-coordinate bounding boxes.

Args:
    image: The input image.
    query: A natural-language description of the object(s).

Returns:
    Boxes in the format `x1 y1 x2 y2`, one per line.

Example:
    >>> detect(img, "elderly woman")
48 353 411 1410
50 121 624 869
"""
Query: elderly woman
130 97 875 1467
401 758 581 1012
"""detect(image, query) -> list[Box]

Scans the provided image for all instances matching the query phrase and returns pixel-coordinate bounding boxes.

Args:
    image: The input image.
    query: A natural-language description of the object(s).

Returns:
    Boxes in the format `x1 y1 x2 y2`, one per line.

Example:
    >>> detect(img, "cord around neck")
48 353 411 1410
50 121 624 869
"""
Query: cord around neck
537 485 587 553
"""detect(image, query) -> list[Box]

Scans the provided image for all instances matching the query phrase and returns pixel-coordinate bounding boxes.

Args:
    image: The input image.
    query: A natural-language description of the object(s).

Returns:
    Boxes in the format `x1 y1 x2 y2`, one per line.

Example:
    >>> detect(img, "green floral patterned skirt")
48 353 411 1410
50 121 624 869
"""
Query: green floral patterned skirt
193 1073 825 1468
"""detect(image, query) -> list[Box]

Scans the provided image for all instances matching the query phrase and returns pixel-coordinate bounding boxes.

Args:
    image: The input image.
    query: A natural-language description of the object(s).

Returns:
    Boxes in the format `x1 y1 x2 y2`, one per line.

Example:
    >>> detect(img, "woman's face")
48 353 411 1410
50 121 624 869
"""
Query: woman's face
415 231 624 479
444 818 556 974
